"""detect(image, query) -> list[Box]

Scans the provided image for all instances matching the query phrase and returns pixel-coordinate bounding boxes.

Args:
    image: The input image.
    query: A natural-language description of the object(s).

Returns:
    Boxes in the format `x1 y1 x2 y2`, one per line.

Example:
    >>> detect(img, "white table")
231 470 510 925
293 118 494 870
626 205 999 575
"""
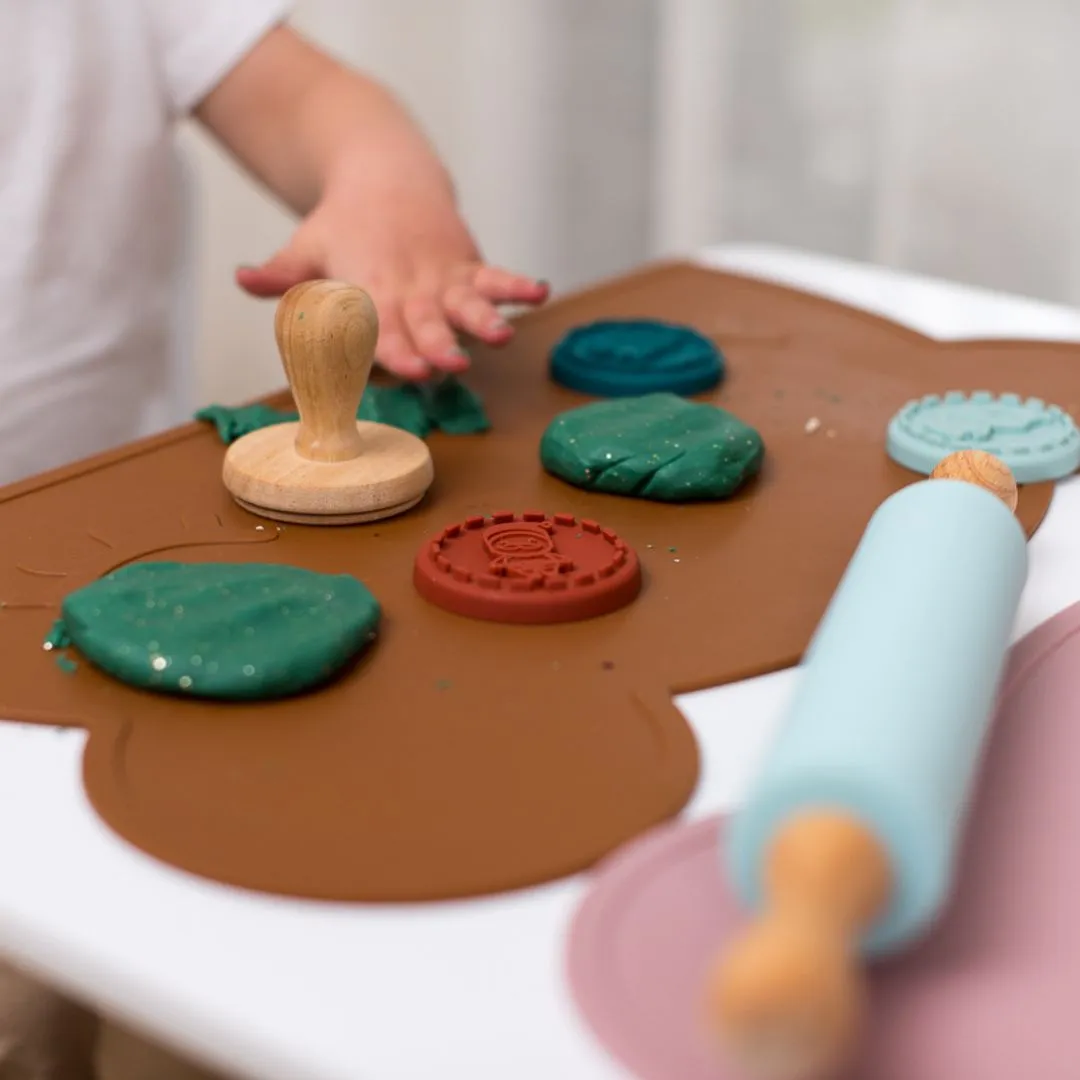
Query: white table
2 245 1079 1080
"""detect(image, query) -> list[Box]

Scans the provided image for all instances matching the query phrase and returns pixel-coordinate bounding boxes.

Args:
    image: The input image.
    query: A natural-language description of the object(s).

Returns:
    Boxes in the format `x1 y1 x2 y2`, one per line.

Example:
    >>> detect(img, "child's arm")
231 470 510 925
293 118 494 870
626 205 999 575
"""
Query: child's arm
194 25 548 380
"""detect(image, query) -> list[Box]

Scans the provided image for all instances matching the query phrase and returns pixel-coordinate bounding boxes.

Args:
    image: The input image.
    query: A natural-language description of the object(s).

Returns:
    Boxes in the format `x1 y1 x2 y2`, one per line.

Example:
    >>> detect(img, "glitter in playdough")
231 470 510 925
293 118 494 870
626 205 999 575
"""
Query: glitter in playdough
54 563 380 700
540 392 764 502
549 320 724 398
43 620 71 651
196 376 490 445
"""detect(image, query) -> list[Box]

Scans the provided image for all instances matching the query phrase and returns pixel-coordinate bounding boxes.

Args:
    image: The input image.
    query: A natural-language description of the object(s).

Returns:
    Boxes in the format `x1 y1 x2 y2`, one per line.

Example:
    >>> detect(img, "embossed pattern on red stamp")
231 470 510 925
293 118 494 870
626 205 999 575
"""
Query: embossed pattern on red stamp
413 511 642 624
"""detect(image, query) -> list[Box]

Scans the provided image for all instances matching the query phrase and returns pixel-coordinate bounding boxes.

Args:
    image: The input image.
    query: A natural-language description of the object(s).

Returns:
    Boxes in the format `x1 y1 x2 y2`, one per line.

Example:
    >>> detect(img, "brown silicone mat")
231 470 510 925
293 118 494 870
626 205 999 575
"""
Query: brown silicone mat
0 261 1072 902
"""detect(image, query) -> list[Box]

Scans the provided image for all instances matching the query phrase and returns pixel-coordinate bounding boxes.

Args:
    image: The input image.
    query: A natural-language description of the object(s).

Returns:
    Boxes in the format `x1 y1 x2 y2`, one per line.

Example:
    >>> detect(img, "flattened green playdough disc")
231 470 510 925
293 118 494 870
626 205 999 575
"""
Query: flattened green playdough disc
57 562 380 700
540 392 764 501
548 320 724 398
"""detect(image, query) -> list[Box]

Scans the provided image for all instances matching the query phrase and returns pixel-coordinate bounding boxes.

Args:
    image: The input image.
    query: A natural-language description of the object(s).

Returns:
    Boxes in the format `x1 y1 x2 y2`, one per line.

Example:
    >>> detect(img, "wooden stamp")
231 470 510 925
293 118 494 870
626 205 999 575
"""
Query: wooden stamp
223 281 434 525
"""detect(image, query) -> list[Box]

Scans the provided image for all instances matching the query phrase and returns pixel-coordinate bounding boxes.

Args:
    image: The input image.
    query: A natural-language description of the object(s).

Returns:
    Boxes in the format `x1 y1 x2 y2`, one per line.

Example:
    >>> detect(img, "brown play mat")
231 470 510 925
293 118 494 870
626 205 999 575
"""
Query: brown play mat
0 262 1073 902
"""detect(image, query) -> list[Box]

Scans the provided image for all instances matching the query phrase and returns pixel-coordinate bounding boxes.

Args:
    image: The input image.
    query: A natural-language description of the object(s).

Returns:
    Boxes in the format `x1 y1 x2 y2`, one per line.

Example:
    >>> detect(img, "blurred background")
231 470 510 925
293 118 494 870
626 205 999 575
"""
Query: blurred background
183 0 1080 406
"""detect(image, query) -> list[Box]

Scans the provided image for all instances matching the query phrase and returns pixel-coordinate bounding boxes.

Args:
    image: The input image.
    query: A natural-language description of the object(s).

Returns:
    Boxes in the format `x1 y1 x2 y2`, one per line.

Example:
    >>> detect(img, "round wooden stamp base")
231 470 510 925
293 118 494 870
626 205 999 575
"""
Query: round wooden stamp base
223 420 433 525
232 493 424 526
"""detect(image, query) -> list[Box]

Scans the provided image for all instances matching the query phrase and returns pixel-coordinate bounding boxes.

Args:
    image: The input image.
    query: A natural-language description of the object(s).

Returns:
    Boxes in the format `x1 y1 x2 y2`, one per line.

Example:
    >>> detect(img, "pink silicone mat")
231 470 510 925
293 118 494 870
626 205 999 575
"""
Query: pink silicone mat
566 600 1080 1079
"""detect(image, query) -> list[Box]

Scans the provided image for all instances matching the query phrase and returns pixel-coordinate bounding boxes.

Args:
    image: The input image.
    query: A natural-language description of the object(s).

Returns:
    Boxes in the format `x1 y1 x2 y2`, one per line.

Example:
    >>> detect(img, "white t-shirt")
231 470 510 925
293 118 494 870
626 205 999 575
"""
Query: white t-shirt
0 0 290 485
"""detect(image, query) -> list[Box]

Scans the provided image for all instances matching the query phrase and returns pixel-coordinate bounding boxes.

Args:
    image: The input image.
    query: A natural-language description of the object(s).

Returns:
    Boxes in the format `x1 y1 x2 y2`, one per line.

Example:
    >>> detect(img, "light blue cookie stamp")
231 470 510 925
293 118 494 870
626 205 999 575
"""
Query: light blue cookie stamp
887 391 1080 483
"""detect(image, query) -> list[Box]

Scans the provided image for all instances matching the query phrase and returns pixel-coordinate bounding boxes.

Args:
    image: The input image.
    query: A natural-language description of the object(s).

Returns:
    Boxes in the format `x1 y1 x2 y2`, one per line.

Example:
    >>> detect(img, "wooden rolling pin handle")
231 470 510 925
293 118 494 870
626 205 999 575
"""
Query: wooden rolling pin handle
766 810 892 933
274 280 380 464
929 449 1018 513
708 812 892 1080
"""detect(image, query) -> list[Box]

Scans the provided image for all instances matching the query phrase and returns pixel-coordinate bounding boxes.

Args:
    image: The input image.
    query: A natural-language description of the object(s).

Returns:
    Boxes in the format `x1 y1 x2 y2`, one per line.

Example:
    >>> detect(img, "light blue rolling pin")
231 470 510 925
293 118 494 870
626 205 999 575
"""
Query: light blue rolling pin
706 450 1028 1080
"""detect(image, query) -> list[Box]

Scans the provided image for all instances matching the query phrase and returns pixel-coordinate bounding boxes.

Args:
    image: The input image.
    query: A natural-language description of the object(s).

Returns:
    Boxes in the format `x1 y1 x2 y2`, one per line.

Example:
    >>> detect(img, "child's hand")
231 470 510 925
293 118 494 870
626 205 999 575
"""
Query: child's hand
236 178 549 381
198 25 548 378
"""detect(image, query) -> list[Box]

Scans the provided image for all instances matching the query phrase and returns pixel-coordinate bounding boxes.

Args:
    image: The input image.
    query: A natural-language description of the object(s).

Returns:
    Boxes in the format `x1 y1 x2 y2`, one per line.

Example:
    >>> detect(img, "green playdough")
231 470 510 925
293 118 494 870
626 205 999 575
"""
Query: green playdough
195 377 490 445
423 376 491 434
540 392 765 502
359 383 430 435
195 403 287 444
52 562 381 700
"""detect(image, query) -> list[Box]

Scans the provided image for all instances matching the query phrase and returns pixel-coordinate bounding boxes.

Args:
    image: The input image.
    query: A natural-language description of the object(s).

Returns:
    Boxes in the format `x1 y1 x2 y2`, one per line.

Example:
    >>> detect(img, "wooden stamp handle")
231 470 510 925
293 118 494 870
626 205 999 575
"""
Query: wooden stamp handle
275 280 379 463
707 811 892 1080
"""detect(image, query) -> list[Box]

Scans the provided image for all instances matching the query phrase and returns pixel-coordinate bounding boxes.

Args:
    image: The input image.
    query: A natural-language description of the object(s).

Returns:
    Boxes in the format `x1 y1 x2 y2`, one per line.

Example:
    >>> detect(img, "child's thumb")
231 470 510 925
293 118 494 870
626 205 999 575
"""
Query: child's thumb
235 245 322 298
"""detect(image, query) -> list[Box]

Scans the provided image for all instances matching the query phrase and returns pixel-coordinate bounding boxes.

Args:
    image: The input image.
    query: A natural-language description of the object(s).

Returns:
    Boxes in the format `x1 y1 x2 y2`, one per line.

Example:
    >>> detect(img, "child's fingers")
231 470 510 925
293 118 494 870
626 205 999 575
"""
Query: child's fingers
235 249 321 298
402 296 471 373
236 265 298 298
443 284 512 342
375 320 431 381
472 266 549 303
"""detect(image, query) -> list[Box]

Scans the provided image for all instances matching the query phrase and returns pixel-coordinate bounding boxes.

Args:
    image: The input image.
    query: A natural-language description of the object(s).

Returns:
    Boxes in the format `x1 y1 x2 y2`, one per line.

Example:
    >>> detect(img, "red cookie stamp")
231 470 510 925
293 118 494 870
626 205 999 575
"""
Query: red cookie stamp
413 511 642 624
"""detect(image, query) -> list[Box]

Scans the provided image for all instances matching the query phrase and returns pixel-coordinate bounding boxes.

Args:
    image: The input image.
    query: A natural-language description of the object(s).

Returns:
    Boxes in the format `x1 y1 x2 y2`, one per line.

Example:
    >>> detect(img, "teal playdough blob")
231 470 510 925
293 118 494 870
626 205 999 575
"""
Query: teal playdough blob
887 390 1080 483
195 403 287 444
549 320 724 398
55 562 381 700
540 392 764 502
357 384 430 435
423 376 492 434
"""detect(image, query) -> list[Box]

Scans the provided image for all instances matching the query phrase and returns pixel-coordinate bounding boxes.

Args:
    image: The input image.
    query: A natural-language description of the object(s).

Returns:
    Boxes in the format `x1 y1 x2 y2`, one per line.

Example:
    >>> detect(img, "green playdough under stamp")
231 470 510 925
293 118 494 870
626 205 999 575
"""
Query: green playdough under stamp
196 376 490 445
540 392 764 502
52 562 381 700
887 391 1080 483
